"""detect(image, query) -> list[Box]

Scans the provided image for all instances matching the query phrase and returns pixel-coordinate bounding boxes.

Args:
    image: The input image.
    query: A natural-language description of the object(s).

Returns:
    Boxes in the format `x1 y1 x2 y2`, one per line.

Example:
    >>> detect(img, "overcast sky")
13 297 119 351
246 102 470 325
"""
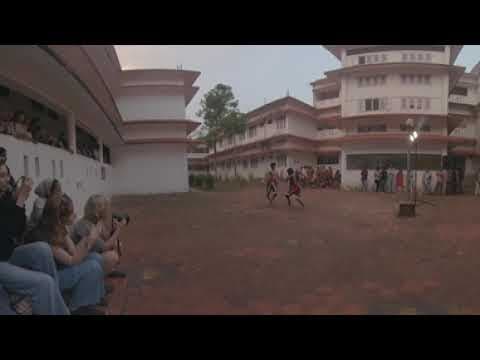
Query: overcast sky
115 45 480 124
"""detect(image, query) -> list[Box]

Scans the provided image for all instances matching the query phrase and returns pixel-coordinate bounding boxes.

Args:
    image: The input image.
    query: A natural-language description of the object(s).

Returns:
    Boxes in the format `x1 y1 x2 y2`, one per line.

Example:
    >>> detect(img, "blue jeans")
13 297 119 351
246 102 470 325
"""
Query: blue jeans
58 253 105 311
0 242 70 315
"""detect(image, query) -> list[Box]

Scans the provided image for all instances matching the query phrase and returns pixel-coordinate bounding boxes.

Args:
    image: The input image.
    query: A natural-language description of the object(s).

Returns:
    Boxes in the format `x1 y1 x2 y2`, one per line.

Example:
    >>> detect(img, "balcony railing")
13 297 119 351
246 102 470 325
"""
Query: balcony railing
449 94 477 106
317 128 345 139
315 97 341 109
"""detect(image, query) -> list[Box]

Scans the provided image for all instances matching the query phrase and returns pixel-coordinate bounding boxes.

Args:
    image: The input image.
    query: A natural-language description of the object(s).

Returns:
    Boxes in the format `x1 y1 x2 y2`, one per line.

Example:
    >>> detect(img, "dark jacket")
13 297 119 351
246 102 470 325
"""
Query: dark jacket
0 191 27 261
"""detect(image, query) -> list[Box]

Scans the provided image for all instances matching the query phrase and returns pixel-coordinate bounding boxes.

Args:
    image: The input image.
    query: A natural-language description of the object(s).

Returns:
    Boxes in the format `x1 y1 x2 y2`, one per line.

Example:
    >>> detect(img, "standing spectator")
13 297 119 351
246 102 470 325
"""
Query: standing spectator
475 169 480 196
396 169 404 192
457 168 464 194
374 166 381 192
361 167 368 192
380 166 388 192
388 167 395 193
12 111 32 141
423 169 433 195
435 168 445 195
334 169 341 190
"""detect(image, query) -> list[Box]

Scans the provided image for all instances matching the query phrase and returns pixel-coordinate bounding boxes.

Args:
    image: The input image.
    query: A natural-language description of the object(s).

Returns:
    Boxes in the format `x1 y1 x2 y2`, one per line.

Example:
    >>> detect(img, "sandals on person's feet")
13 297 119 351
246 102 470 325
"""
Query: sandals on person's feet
71 305 106 315
108 270 126 279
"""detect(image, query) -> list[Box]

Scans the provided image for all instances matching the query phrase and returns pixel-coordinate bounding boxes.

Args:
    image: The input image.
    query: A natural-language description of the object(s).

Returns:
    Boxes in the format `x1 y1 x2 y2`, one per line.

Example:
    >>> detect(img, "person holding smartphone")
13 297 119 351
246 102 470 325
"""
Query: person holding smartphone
0 163 69 315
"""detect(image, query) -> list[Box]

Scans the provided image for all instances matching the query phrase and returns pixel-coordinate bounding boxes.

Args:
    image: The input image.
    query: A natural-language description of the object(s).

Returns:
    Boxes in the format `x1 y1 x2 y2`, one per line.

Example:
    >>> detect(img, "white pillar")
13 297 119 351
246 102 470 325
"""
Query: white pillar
99 139 104 163
67 112 76 154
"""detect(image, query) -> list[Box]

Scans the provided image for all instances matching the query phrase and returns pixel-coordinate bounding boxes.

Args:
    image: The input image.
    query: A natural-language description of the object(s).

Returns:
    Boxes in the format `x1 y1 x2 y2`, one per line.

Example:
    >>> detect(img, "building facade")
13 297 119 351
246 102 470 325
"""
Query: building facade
208 45 480 190
0 45 201 214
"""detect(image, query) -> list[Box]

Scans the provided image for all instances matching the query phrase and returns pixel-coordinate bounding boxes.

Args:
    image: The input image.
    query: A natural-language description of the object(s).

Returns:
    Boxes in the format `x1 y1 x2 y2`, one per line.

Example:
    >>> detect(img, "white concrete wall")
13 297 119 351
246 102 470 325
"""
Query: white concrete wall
116 95 186 120
344 49 448 67
1 133 112 216
123 123 186 140
286 114 317 139
111 143 188 194
342 72 448 117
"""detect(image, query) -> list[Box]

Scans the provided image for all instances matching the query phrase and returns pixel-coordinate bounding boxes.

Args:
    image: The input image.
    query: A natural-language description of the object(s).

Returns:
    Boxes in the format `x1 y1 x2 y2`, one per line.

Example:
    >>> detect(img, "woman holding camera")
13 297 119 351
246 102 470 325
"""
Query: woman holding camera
70 194 126 277
25 194 106 315
0 163 69 315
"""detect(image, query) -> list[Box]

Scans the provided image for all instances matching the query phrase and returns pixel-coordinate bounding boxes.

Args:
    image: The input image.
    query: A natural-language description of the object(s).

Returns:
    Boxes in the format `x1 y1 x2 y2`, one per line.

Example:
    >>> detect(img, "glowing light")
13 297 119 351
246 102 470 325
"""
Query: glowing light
413 131 418 139
409 135 415 142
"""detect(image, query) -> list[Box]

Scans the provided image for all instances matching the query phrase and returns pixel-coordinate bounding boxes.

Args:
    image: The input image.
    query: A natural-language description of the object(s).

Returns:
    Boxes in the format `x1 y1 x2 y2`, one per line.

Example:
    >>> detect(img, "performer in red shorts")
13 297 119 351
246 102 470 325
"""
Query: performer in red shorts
285 167 304 208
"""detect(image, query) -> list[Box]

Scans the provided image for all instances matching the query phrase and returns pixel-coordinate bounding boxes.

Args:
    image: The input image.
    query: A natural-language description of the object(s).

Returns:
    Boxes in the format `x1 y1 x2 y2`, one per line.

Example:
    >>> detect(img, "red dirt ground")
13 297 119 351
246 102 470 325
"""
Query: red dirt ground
106 184 480 315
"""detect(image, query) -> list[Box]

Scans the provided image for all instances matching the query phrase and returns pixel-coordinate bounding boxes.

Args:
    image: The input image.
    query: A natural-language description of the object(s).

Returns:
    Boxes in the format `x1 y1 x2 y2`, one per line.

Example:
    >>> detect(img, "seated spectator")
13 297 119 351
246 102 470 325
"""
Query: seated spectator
0 163 69 315
71 194 127 278
27 178 62 233
25 194 106 315
12 111 33 141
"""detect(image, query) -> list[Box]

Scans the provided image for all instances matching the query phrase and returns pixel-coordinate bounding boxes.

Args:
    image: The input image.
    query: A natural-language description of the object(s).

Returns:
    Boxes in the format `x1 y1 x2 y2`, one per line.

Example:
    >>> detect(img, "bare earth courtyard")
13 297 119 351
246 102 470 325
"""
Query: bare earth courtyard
106 184 480 315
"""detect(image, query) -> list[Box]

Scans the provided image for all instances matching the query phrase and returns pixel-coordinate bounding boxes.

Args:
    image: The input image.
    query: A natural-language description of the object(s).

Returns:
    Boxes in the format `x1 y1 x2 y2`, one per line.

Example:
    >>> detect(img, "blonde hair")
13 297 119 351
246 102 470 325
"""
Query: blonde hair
84 194 112 235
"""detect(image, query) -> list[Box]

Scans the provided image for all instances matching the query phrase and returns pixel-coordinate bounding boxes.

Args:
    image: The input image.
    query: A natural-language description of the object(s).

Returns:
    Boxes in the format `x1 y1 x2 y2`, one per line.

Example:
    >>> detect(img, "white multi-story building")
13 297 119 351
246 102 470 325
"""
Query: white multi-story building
208 45 480 190
0 45 201 214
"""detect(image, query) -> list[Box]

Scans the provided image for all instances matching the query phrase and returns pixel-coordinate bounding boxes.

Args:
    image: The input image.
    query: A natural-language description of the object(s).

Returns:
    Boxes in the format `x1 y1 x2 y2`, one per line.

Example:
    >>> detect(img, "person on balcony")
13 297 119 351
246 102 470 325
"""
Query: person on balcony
12 111 33 142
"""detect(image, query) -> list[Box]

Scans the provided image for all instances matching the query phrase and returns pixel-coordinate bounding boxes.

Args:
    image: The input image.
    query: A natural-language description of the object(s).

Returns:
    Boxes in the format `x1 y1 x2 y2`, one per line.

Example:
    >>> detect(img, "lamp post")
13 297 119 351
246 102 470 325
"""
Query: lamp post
398 119 418 217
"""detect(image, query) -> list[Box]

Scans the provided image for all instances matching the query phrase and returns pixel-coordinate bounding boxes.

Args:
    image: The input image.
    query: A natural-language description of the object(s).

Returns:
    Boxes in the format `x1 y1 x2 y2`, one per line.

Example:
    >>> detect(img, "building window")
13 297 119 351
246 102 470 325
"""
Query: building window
242 160 248 169
421 123 431 132
366 55 371 64
101 166 106 180
374 54 379 63
276 118 286 130
382 54 387 62
409 53 415 61
417 75 423 84
358 77 363 87
347 154 442 170
250 158 258 168
277 155 287 167
401 98 407 109
358 124 386 133
248 126 257 138
402 53 408 62
359 56 365 64
425 53 432 62
418 53 424 62
416 98 423 110
452 87 468 96
408 98 415 109
35 157 40 178
424 75 431 84
238 133 245 142
60 160 64 178
365 77 371 86
380 75 386 85
425 98 431 110
401 74 406 84
228 136 233 145
408 74 415 84
23 156 29 177
318 155 339 165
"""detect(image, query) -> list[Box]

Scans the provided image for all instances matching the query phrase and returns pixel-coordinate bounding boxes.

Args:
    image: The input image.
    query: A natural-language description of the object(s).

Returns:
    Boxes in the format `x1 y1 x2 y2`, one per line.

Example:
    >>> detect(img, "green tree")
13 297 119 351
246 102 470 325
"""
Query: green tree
196 84 246 177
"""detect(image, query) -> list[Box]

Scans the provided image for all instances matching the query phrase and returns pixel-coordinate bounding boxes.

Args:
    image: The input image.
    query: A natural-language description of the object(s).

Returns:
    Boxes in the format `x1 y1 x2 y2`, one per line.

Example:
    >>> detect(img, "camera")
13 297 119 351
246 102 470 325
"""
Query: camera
113 213 130 226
